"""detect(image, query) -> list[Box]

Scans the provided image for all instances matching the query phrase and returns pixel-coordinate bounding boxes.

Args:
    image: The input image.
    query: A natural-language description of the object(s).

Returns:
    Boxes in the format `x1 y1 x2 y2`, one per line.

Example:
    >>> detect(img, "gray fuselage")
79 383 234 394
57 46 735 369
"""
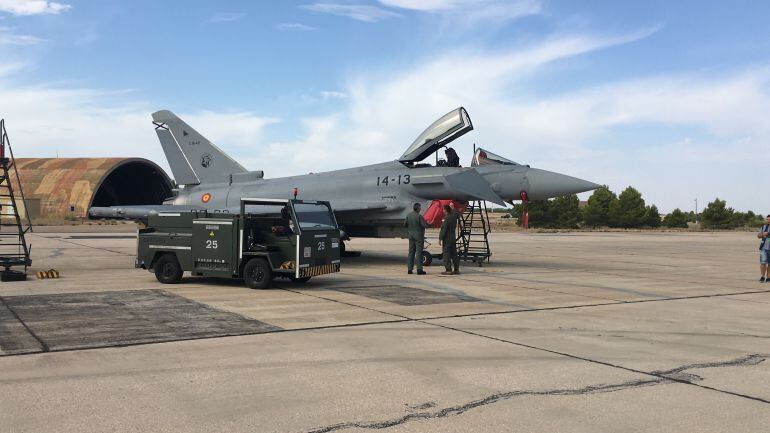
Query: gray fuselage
164 160 591 238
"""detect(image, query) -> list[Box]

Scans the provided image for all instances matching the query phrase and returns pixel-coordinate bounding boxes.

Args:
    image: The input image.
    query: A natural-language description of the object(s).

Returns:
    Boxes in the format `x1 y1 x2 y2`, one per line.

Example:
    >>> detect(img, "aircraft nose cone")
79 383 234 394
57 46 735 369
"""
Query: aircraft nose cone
525 168 599 200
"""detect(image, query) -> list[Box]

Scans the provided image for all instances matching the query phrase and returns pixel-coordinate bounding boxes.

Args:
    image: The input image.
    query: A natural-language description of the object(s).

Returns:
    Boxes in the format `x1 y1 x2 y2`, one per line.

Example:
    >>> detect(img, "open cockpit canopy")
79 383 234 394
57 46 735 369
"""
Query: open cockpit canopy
399 107 473 163
471 148 520 167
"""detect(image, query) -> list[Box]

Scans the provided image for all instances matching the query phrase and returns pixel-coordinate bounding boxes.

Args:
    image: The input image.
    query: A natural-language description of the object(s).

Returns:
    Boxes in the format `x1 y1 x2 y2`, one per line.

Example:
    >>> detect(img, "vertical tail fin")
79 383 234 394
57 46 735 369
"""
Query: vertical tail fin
155 126 199 185
152 110 247 185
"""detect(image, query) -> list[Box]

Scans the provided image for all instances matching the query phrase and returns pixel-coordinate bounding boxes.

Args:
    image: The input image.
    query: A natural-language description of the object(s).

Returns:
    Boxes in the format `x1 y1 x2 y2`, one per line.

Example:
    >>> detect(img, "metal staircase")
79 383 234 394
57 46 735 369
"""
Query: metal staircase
455 200 491 266
0 119 32 281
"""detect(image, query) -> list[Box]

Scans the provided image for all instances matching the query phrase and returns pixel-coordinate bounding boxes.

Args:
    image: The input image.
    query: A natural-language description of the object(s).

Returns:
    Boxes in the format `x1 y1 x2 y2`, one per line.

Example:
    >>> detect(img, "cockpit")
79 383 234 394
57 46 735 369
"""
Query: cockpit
398 107 524 169
399 107 473 166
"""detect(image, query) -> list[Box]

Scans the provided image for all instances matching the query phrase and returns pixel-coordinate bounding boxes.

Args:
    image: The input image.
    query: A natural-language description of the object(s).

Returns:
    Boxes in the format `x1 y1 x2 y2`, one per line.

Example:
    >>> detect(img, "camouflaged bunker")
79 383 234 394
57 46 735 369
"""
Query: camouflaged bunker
5 158 172 221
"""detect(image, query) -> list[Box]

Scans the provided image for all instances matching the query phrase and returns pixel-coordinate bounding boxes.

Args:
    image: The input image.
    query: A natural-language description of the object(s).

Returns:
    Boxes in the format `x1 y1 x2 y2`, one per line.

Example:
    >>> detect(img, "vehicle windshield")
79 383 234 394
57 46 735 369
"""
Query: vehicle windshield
243 203 286 218
399 107 473 163
293 202 336 230
472 148 519 166
242 204 285 217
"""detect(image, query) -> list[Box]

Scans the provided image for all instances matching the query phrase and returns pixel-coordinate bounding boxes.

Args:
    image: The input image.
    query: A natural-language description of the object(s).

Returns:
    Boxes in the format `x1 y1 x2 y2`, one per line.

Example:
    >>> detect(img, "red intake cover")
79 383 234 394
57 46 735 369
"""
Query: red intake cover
424 200 468 228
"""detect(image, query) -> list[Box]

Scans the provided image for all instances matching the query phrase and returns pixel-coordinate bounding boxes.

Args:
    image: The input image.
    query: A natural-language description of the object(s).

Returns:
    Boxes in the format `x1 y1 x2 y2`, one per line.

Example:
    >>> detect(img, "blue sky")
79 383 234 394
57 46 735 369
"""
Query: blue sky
2 0 769 212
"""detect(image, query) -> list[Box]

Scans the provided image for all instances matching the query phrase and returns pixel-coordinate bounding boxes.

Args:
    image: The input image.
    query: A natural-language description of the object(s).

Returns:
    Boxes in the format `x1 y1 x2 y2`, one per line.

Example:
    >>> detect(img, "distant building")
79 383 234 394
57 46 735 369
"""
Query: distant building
3 158 172 221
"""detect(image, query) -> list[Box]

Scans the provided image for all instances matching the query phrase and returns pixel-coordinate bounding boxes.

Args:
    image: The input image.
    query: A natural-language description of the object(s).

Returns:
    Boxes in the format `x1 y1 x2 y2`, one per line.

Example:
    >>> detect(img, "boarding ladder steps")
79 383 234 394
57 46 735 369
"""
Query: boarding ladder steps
0 119 32 273
456 200 491 266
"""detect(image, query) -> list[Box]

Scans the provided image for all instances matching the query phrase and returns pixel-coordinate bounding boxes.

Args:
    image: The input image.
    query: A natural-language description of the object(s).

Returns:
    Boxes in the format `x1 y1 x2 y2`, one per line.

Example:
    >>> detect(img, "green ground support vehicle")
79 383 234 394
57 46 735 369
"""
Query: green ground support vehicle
136 198 341 289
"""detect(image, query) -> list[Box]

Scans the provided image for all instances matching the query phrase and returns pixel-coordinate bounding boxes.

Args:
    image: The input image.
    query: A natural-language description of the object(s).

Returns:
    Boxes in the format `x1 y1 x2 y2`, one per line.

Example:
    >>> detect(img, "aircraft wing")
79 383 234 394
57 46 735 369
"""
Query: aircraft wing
444 170 506 205
410 169 506 206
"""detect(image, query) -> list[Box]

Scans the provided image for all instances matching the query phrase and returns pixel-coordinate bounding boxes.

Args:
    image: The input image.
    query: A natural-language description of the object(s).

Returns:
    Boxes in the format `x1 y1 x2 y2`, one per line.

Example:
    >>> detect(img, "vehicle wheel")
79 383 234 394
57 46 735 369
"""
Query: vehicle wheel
340 241 346 256
421 251 433 267
154 254 183 284
243 258 272 290
290 276 312 283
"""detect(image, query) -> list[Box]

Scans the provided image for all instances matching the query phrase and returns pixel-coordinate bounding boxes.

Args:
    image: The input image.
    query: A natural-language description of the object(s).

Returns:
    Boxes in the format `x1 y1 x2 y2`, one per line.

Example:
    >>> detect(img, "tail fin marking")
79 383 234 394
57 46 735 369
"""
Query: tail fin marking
152 110 247 184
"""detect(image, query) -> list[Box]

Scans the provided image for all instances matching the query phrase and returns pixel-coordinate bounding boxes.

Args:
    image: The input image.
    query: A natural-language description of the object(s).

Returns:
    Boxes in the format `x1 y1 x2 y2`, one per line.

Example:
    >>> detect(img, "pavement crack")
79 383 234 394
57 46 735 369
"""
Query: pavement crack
653 353 766 381
306 354 768 433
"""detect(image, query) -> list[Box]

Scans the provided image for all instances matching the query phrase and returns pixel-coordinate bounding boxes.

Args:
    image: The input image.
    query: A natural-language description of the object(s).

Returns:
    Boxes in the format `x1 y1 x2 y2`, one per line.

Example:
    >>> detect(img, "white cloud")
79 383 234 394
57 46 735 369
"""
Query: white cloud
0 81 278 180
244 116 344 172
379 0 540 26
300 1 539 32
0 0 70 15
534 71 770 212
378 0 471 11
301 3 400 22
276 22 317 31
462 0 541 24
320 90 347 100
380 0 539 14
209 12 244 23
261 31 654 175
0 61 25 76
546 70 770 138
0 26 44 45
181 111 279 155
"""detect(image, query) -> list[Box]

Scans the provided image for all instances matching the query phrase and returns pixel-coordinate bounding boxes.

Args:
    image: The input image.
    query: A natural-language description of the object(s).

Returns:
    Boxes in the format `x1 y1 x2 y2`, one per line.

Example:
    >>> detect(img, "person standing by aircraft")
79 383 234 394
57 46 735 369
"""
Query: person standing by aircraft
404 203 429 275
758 215 770 282
439 203 460 275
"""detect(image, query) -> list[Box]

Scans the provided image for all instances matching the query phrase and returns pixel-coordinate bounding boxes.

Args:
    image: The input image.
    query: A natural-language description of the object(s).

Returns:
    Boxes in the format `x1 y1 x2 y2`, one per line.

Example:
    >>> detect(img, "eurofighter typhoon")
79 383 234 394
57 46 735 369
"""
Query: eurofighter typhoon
90 107 599 239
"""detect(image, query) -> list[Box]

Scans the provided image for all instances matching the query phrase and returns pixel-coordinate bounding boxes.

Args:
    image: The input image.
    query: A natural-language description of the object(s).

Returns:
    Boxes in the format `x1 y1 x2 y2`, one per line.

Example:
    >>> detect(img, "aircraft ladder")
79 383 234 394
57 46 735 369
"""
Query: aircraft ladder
0 119 32 281
455 200 491 266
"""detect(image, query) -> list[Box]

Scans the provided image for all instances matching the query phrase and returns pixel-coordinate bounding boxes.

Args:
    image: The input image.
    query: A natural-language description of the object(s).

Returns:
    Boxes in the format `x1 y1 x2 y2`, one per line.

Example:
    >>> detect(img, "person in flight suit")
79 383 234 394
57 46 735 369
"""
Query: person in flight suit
439 203 460 275
404 202 429 275
445 147 461 167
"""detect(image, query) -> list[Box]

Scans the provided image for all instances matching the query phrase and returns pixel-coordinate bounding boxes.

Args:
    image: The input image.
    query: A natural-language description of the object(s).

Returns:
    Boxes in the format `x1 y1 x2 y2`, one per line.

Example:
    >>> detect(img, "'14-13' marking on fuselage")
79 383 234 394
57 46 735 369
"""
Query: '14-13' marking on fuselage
377 174 410 186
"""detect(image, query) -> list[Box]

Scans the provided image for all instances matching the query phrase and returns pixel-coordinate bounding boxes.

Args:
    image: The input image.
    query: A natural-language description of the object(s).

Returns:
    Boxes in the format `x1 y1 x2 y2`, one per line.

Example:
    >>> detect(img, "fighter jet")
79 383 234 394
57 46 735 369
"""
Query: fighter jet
90 107 599 239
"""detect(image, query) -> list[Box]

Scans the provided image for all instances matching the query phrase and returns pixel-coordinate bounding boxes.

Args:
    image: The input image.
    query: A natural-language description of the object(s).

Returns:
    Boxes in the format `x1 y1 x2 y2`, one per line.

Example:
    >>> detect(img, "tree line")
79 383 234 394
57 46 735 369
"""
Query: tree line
509 186 765 229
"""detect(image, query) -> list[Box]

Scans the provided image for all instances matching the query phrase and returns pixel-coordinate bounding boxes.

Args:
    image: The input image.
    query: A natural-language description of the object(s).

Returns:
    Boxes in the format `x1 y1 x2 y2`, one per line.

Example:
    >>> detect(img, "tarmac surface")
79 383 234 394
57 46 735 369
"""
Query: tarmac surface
1 228 769 432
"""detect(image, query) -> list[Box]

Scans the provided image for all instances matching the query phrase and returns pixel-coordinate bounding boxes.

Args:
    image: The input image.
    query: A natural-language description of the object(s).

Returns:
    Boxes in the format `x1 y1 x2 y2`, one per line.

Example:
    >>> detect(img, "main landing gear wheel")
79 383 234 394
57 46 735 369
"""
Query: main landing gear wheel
154 254 183 284
421 251 433 267
243 258 272 290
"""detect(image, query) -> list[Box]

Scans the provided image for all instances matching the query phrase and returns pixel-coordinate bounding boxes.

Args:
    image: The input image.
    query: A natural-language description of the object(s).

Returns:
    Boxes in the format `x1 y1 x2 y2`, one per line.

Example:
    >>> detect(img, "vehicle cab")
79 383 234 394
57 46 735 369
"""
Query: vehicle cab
239 198 341 288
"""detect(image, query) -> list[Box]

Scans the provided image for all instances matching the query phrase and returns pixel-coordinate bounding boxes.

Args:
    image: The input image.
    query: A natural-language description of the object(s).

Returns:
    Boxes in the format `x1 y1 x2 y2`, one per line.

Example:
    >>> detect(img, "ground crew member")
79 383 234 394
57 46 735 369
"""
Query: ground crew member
404 202 429 275
439 203 460 275
758 214 770 282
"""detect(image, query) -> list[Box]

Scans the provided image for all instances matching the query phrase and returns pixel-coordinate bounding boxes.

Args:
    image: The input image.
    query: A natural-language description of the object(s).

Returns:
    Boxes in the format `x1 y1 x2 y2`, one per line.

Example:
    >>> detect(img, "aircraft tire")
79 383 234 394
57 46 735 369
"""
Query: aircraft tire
154 254 183 284
244 258 272 290
421 251 433 267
